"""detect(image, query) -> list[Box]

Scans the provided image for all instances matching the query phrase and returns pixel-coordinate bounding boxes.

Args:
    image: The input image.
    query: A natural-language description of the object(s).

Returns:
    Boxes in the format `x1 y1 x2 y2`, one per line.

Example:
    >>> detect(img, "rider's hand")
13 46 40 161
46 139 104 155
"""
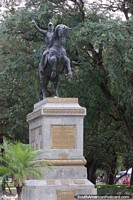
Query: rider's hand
31 19 36 24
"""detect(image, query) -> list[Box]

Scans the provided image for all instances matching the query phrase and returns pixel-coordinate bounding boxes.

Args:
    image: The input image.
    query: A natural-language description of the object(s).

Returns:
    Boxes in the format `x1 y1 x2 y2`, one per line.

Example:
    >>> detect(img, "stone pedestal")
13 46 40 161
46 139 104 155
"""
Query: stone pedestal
22 98 96 200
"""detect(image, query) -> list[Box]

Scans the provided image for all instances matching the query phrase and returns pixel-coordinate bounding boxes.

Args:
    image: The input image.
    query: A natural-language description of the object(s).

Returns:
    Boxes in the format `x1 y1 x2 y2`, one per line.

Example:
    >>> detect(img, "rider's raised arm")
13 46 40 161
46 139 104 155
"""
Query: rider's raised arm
32 20 47 35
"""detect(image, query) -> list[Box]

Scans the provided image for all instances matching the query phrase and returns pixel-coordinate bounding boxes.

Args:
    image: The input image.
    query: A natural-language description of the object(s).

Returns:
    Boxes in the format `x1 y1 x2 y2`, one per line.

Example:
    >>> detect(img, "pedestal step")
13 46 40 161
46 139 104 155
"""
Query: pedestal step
23 179 97 200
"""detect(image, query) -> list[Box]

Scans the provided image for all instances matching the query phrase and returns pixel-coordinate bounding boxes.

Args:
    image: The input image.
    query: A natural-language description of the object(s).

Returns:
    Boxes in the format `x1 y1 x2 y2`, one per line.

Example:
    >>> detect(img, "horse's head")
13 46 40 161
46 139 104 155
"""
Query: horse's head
48 24 71 47
55 24 71 38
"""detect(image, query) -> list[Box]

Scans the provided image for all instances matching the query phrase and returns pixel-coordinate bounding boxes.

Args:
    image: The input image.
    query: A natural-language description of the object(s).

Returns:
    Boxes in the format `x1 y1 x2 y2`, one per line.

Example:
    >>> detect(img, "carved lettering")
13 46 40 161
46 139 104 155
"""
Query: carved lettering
52 125 76 149
57 190 75 200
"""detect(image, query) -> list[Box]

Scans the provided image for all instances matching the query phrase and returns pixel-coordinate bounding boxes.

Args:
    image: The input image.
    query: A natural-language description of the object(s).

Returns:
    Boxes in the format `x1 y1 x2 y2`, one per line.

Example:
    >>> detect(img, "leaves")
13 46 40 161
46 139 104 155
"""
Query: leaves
0 141 43 184
0 0 133 184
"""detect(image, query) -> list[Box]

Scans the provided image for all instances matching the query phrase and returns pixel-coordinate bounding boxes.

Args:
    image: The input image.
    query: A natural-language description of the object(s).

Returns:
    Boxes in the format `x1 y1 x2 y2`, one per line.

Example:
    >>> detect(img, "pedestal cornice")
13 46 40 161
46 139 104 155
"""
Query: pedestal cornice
27 98 86 122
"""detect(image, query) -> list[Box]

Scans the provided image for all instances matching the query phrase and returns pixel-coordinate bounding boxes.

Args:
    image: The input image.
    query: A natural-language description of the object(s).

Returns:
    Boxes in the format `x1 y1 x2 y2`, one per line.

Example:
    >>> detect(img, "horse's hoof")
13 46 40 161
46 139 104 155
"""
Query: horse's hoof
51 71 56 78
43 96 46 99
68 71 73 78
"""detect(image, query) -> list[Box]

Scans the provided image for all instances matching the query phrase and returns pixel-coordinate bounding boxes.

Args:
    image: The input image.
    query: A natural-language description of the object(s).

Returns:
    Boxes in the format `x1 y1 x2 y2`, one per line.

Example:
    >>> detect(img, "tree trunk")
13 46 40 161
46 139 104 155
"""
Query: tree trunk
16 186 23 200
123 120 133 185
86 160 97 184
108 173 114 185
102 170 109 184
2 178 6 194
87 40 133 185
108 154 117 185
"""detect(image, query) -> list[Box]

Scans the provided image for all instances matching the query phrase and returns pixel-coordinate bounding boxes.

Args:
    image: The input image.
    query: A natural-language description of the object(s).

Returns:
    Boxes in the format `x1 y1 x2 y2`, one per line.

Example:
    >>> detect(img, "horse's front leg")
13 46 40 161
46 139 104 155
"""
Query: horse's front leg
53 77 59 97
39 64 48 99
64 56 72 78
49 56 57 78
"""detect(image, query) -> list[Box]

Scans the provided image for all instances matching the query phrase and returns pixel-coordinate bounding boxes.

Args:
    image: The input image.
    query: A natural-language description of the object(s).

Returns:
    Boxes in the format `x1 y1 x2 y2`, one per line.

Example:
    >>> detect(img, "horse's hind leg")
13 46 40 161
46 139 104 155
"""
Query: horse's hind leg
41 76 49 99
39 64 48 99
49 56 57 78
53 77 59 97
38 87 43 101
40 76 47 99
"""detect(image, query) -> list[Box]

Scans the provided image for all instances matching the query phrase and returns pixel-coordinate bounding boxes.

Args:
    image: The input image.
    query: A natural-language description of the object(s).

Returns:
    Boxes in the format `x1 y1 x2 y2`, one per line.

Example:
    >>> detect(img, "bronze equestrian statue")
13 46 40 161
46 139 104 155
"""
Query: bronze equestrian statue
38 24 73 98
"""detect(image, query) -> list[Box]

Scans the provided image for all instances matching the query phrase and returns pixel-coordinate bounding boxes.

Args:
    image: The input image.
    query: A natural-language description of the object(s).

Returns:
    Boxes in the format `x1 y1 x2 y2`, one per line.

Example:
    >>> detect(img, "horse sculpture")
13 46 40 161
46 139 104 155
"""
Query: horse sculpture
39 24 73 99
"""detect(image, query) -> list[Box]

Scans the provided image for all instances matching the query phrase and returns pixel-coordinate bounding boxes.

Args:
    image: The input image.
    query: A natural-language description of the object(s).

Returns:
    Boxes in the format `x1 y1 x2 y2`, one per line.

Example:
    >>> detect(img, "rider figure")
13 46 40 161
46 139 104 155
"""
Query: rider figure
32 20 54 71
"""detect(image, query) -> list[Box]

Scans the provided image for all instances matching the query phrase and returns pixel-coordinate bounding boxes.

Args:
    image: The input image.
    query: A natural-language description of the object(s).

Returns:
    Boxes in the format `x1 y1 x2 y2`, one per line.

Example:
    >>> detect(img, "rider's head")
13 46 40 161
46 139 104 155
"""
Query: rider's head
48 22 54 32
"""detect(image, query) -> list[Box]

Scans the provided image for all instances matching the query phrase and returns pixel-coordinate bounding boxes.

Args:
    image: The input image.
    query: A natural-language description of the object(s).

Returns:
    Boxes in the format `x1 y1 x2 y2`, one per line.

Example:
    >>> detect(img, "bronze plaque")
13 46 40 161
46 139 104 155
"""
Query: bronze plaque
59 153 68 159
51 125 76 149
46 179 55 185
46 98 78 103
31 126 43 150
31 130 35 142
61 179 69 185
73 179 85 184
43 108 85 115
57 190 75 200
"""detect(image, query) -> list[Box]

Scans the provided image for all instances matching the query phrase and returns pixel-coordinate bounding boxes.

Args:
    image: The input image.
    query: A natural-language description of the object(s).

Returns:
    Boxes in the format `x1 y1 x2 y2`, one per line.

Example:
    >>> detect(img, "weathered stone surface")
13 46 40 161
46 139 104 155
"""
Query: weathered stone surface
28 98 85 160
23 180 97 200
23 98 97 199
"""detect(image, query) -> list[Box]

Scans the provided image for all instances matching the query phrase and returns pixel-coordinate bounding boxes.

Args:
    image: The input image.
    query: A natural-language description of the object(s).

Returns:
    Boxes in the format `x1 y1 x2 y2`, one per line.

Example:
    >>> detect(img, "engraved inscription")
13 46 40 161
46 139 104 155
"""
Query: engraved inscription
73 179 85 184
31 126 43 150
57 190 75 200
59 153 68 159
46 179 55 185
46 98 78 103
61 179 69 185
43 109 85 115
51 125 76 149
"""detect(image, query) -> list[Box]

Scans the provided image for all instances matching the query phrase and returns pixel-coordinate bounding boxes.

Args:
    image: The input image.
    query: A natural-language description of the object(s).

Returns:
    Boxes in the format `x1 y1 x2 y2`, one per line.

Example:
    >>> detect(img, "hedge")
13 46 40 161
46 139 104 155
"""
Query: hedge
97 185 133 195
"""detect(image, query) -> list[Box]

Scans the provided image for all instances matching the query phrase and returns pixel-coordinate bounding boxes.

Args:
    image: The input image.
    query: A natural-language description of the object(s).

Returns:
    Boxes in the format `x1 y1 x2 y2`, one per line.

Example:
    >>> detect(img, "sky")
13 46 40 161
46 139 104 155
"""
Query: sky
0 0 125 20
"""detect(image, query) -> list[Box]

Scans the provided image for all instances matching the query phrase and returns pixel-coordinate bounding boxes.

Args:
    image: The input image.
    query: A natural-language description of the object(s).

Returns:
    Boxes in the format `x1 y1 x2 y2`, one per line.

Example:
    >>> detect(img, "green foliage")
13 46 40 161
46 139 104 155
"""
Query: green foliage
67 15 133 176
0 0 133 184
0 10 40 142
97 185 133 195
0 0 84 142
0 141 49 199
0 141 43 186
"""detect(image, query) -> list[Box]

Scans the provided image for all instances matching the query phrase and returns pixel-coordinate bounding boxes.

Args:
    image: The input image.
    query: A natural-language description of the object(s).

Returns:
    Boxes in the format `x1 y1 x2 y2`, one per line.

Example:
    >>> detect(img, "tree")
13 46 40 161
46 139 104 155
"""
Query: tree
0 141 48 200
0 8 40 143
67 13 133 183
87 0 133 20
0 0 132 185
0 0 84 142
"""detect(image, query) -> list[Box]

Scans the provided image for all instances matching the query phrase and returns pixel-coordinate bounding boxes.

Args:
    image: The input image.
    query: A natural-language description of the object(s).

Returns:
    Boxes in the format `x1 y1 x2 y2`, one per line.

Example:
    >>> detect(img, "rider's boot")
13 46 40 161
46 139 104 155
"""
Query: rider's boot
51 71 56 78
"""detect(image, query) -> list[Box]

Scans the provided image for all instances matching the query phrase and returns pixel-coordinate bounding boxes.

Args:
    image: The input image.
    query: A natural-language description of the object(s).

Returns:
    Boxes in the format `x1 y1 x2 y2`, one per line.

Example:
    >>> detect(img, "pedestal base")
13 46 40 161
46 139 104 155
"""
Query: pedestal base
23 179 96 200
24 98 97 199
